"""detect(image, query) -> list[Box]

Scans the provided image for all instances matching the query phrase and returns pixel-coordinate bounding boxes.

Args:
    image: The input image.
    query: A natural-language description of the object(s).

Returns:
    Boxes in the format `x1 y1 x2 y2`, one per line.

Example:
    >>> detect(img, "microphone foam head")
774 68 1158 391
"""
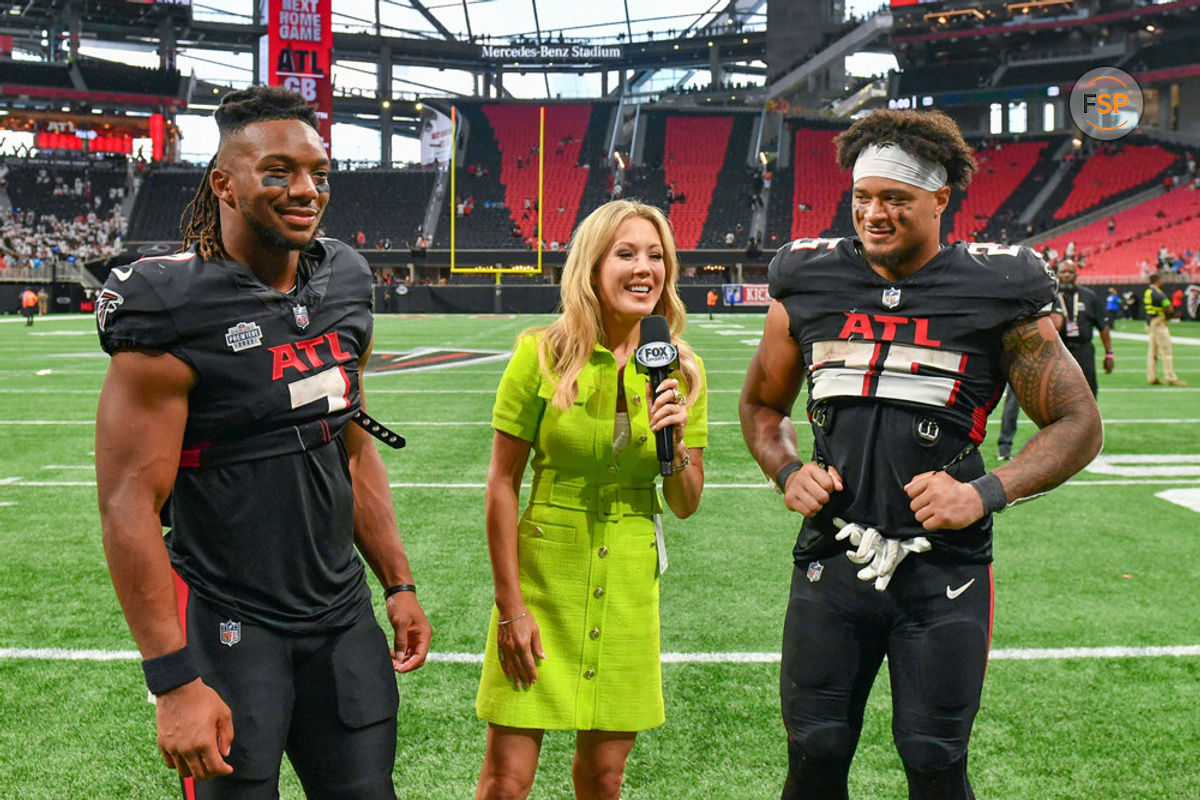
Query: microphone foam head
639 314 671 346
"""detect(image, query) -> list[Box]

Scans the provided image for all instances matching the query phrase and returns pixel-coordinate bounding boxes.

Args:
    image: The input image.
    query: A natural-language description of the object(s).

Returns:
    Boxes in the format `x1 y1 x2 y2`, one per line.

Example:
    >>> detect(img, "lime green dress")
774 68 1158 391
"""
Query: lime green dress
476 333 708 731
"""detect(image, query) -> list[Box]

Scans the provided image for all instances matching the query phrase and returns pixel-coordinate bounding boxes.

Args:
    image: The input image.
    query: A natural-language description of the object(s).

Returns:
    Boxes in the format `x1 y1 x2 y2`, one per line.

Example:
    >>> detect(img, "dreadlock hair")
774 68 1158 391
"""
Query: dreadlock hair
833 109 977 191
180 85 321 261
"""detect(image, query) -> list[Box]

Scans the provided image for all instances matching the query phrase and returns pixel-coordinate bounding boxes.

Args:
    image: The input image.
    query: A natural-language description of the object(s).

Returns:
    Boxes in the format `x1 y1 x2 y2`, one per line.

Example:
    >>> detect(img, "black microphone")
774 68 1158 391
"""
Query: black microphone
634 314 680 476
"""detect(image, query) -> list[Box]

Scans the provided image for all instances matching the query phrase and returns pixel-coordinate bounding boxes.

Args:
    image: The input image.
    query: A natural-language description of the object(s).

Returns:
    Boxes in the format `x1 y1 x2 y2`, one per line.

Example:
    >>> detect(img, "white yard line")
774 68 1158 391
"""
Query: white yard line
6 479 1200 489
5 418 1200 427
2 645 1198 664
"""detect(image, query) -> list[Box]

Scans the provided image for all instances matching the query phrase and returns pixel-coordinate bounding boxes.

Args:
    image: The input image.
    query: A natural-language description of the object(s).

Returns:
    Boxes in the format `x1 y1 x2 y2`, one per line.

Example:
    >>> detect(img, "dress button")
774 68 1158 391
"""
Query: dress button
589 628 600 640
594 587 605 598
584 668 596 679
637 435 647 444
631 395 641 405
598 546 609 558
533 525 543 536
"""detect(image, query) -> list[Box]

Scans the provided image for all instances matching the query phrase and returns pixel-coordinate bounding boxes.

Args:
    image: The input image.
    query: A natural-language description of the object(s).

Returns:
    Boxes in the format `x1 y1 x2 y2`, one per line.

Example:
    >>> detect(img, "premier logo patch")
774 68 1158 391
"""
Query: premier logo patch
224 321 263 352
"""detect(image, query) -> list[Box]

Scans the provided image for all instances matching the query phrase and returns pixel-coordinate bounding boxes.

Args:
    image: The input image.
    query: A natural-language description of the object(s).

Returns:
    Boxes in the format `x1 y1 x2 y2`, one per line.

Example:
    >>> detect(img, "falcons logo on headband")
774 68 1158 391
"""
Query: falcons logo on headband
95 289 124 332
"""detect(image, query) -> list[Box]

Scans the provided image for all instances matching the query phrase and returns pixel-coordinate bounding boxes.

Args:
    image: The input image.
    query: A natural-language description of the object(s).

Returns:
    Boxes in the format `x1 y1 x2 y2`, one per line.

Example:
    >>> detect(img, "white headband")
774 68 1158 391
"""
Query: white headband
852 143 947 192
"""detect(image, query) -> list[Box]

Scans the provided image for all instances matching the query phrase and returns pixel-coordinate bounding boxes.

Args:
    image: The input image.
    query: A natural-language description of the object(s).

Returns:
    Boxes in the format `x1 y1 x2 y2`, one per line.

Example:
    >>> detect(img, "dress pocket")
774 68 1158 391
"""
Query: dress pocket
519 513 577 545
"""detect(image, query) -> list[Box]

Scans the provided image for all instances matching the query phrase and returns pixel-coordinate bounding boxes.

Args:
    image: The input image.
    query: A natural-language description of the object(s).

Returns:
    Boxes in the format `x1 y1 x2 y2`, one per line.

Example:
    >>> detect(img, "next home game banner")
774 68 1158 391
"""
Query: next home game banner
258 0 333 151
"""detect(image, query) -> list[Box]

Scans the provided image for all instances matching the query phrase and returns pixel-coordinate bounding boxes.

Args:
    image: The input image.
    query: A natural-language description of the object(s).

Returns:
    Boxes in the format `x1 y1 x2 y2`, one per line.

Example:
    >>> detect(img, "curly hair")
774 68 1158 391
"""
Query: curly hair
834 110 976 190
180 86 321 261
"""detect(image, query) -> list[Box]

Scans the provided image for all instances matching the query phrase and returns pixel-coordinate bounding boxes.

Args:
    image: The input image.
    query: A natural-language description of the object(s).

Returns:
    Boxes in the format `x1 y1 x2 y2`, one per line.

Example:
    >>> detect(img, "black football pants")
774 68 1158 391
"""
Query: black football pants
780 553 992 800
184 595 399 800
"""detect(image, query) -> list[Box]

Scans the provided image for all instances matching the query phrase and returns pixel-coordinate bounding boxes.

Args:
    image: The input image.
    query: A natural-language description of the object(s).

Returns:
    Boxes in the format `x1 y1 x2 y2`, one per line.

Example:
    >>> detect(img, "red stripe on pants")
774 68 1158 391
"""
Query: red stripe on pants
172 571 197 800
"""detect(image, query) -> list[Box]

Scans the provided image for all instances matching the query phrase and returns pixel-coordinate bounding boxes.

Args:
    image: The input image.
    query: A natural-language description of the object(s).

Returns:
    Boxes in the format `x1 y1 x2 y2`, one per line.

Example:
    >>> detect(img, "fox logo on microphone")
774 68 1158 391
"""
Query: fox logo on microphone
635 341 678 370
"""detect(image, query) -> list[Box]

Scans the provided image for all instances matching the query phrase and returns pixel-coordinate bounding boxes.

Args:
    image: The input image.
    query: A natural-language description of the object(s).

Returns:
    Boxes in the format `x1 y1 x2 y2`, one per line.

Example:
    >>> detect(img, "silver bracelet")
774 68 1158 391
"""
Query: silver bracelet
497 612 528 626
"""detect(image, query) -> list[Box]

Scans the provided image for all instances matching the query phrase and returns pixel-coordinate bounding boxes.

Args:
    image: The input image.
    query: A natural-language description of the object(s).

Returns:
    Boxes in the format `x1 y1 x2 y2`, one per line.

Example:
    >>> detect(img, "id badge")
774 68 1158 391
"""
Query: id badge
1065 319 1079 337
653 513 668 576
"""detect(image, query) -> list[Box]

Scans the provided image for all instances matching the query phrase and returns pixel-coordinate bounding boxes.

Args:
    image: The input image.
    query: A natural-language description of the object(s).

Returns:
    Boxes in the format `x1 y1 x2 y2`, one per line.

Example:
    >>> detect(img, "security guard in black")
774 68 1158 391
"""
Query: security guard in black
1051 259 1112 397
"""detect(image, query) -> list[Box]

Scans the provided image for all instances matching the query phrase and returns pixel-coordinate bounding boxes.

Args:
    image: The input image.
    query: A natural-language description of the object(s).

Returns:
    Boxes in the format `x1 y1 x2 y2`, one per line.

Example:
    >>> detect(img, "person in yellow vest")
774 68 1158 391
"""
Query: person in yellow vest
1144 272 1186 386
20 287 38 326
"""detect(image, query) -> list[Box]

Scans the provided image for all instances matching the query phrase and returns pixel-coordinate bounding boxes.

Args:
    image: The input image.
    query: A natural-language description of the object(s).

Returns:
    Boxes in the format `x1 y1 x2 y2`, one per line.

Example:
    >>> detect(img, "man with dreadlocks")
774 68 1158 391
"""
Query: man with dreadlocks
740 110 1102 798
94 85 431 799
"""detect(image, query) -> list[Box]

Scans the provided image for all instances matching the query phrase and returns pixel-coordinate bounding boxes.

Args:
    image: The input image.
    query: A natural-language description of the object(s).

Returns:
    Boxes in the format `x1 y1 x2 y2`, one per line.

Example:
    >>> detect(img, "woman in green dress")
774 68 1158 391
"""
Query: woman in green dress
475 200 708 800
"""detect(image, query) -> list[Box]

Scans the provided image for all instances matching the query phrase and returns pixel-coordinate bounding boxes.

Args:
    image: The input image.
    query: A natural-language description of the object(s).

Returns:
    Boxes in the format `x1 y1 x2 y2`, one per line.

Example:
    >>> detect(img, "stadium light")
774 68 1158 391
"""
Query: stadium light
381 99 391 109
414 101 424 112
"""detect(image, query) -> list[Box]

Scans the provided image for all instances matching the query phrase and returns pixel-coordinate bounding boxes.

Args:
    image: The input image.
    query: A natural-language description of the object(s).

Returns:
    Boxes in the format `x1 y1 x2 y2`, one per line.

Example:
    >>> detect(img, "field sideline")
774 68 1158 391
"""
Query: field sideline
1 312 1198 799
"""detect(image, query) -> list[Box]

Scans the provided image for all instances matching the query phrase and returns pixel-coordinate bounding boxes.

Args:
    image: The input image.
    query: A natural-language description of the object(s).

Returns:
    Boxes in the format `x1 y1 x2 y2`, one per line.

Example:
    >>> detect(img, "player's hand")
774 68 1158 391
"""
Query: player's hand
782 462 843 517
496 607 546 690
155 678 234 781
385 591 432 673
904 470 985 530
1103 352 1114 374
649 378 688 433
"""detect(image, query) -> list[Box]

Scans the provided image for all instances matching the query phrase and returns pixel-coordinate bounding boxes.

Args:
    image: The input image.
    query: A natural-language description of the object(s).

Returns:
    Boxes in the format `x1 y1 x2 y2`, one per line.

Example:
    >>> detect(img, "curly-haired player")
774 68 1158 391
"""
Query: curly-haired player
740 109 1102 798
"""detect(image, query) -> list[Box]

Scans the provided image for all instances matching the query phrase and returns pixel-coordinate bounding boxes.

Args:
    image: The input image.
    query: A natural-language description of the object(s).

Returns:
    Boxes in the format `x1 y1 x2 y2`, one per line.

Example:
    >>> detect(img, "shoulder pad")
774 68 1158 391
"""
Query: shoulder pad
954 242 1056 318
769 237 847 299
96 251 200 353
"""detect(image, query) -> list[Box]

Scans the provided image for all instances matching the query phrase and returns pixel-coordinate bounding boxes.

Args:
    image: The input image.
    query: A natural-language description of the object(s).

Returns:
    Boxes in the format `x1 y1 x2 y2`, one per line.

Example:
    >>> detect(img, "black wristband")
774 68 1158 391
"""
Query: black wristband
970 473 1007 514
775 461 804 493
384 584 416 599
142 646 200 696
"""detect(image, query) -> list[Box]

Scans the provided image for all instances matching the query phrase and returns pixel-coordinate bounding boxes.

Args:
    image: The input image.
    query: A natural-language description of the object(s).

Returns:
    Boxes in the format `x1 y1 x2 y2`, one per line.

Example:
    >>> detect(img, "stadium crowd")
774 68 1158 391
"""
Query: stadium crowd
0 206 127 280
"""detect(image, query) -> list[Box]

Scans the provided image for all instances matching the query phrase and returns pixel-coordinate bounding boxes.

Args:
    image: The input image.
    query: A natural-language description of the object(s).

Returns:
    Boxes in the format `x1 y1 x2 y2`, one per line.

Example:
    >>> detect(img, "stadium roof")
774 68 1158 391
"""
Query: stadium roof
190 0 766 44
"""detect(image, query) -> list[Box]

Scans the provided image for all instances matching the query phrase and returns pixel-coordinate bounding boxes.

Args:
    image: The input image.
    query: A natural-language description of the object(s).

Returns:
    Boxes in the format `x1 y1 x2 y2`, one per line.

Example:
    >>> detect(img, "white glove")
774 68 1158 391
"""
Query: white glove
833 518 931 591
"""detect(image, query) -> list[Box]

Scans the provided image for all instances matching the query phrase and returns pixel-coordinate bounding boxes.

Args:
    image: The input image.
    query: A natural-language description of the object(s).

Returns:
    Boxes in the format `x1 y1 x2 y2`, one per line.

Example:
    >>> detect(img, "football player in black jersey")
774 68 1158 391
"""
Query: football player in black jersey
740 110 1102 799
95 86 431 799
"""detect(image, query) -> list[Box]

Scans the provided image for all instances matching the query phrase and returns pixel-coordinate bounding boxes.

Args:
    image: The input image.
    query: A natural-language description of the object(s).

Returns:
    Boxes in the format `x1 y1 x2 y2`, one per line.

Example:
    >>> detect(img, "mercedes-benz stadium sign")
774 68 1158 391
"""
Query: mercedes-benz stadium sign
479 44 623 63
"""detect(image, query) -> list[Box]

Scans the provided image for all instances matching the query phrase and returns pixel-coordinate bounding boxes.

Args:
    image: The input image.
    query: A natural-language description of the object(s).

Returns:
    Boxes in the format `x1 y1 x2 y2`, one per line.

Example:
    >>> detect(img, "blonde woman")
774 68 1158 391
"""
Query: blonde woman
475 200 708 800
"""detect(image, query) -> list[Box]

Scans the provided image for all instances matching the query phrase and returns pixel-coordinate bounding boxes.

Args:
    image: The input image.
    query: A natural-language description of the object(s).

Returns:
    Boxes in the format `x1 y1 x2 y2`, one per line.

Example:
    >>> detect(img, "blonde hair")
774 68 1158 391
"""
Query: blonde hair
527 199 701 410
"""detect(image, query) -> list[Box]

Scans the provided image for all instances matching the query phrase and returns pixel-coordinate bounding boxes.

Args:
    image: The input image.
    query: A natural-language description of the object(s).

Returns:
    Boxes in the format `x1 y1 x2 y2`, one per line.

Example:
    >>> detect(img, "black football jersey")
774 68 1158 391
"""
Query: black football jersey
769 236 1056 564
97 238 376 632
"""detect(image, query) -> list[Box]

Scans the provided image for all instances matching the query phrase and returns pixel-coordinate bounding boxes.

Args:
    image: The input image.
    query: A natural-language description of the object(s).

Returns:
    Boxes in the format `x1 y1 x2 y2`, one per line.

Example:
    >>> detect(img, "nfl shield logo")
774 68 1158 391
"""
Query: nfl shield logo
806 561 824 583
293 304 310 329
882 287 902 309
219 620 241 647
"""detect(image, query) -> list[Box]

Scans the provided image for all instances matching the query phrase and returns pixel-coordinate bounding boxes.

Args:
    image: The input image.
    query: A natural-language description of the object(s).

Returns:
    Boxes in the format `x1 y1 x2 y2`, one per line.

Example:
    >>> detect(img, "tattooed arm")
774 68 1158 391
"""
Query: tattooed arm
906 315 1102 530
993 314 1103 499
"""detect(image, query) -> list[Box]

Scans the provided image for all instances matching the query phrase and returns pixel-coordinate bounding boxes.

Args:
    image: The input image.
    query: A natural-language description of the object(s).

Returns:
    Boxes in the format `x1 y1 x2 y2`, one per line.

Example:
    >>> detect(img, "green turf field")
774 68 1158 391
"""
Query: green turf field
1 311 1198 799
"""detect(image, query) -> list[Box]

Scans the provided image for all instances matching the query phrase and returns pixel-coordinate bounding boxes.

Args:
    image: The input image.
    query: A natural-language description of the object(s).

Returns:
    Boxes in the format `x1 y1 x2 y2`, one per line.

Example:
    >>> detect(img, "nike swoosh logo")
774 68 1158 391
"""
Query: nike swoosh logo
946 578 976 600
112 268 132 281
